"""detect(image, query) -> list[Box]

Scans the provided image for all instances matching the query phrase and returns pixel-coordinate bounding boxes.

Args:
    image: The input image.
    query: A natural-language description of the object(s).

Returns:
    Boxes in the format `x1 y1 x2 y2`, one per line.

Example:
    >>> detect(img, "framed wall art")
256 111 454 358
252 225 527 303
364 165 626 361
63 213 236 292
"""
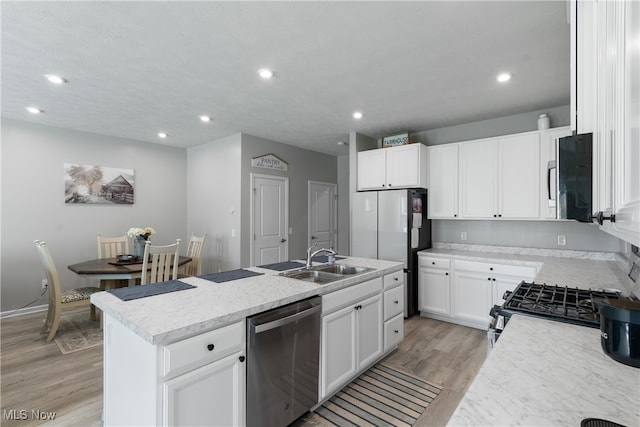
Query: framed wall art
64 163 135 204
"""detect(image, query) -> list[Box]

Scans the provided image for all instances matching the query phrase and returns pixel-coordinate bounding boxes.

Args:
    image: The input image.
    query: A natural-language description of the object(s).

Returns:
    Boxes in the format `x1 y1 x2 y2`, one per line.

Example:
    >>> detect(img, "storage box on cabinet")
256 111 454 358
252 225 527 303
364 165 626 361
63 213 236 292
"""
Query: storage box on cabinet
162 321 243 379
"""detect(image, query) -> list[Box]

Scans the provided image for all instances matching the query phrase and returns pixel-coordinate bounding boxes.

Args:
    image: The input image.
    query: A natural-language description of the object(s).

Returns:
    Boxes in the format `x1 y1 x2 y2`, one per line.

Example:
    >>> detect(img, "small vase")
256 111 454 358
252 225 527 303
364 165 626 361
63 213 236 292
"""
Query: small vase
133 237 146 259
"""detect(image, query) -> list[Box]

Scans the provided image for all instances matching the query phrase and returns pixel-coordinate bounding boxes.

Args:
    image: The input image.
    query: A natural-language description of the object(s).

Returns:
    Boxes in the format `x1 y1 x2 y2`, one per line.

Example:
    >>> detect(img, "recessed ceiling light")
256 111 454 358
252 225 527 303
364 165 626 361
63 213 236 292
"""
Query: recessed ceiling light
353 111 363 119
258 68 274 79
158 132 168 138
496 73 511 83
199 115 211 123
45 74 67 84
26 106 43 114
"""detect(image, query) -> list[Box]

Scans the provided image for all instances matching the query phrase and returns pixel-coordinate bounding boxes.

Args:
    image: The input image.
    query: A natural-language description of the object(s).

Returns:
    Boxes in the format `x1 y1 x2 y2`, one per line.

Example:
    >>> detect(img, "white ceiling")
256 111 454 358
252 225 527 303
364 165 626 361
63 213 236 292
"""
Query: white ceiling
1 1 570 156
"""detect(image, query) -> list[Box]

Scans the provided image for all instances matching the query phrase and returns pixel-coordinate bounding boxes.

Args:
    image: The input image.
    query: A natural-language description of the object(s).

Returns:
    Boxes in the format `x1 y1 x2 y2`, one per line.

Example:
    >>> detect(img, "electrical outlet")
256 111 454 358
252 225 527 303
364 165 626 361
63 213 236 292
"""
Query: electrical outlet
557 235 566 246
41 279 48 289
461 231 467 241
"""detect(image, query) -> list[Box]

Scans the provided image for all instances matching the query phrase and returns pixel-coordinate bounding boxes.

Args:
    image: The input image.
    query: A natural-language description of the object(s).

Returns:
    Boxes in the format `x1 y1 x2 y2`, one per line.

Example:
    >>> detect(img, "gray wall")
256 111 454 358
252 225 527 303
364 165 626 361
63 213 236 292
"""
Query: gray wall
413 105 570 146
240 134 337 266
1 119 188 312
433 220 622 252
337 154 350 255
187 134 242 273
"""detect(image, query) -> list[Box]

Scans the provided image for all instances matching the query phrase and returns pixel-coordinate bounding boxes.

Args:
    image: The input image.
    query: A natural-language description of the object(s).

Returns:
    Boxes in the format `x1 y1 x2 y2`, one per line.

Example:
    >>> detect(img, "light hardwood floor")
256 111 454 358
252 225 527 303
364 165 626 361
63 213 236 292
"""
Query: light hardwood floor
1 308 486 427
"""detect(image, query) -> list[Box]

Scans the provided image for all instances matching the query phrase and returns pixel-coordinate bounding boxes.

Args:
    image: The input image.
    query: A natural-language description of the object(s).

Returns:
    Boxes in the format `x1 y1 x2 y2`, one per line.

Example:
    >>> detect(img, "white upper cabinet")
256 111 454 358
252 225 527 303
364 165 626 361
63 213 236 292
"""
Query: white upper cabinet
427 144 459 219
459 132 540 219
357 143 427 191
575 0 639 246
460 138 498 218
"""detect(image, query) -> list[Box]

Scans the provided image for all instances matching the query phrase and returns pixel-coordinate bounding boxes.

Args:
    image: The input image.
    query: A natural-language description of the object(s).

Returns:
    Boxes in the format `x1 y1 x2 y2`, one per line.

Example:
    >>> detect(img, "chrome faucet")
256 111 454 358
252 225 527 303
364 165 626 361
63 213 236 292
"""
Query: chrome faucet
305 242 337 269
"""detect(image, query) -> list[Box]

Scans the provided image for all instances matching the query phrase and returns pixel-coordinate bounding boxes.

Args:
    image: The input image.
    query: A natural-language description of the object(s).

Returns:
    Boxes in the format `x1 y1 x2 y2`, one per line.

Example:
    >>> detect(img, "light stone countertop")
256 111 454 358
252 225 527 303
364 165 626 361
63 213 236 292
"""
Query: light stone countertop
446 315 640 427
419 243 634 296
91 256 404 345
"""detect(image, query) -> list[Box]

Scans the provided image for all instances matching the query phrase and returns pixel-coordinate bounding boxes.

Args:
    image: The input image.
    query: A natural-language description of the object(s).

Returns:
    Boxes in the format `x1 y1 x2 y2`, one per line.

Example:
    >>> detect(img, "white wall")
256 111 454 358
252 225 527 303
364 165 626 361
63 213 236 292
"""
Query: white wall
187 134 242 273
1 119 187 312
239 134 338 266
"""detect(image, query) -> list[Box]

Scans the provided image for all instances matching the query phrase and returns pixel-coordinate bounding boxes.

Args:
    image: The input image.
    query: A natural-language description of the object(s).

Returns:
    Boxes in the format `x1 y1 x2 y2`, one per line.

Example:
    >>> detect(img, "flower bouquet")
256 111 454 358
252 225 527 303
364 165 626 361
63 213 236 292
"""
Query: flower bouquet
127 227 156 258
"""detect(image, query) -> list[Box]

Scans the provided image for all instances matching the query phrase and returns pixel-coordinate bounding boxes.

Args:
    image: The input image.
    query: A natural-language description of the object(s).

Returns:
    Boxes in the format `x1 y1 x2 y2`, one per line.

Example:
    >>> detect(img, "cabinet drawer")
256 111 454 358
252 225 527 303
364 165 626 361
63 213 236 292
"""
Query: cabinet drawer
419 256 451 270
383 270 404 290
454 260 537 278
322 277 382 315
384 286 404 320
384 314 404 350
163 321 243 378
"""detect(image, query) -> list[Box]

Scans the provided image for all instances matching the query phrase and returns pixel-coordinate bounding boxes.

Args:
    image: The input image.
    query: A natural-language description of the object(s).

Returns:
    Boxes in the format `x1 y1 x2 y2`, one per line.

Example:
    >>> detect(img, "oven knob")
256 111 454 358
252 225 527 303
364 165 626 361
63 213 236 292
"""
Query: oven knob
503 290 512 300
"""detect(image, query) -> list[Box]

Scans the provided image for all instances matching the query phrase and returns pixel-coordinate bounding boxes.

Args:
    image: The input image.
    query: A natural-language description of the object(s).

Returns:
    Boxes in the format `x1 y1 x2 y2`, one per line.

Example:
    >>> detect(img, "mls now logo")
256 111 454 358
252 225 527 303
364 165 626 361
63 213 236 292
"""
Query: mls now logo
3 409 56 421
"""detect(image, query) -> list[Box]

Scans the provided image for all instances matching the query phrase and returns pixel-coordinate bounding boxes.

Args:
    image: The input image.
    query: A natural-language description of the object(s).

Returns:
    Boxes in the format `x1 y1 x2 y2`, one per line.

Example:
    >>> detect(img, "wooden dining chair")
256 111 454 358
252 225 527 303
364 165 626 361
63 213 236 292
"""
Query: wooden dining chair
97 233 130 289
140 239 181 285
97 234 130 258
34 240 100 341
179 233 207 278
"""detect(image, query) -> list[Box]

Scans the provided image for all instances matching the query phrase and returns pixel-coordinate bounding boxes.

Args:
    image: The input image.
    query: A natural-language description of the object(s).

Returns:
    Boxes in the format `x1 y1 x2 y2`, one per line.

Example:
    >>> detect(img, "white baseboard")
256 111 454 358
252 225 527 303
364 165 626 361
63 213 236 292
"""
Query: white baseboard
0 304 48 319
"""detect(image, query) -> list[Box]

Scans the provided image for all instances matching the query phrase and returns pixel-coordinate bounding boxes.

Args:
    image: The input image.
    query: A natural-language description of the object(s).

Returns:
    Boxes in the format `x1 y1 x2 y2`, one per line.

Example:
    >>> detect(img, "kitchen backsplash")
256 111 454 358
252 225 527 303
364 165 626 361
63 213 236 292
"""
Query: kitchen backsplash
432 242 616 260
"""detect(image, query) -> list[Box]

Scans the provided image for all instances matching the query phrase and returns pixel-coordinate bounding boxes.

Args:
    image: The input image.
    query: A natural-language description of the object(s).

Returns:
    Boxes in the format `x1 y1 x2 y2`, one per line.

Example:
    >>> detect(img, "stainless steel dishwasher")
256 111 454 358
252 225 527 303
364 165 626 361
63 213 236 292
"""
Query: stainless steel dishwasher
246 296 321 427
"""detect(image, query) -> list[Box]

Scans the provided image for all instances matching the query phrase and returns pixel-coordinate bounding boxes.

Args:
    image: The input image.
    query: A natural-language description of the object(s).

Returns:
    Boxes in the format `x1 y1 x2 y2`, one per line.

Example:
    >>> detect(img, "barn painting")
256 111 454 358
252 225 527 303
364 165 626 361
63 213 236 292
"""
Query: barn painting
65 163 135 204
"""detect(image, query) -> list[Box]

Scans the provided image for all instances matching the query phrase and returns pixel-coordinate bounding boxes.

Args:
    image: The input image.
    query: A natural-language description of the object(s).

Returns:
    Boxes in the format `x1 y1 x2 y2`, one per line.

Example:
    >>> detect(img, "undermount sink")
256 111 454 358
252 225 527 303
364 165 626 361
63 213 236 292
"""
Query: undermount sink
278 269 342 284
279 264 374 284
312 264 374 275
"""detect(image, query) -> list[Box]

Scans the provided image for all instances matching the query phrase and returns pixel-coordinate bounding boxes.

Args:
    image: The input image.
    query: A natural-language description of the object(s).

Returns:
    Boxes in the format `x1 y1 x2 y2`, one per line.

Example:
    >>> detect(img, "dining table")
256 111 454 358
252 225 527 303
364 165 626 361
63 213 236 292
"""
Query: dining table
68 256 192 287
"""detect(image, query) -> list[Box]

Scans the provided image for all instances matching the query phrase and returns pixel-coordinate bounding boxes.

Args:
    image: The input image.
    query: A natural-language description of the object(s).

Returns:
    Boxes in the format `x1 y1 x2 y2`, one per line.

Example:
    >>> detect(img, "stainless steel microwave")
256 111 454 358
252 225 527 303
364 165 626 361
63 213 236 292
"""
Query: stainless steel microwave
547 133 593 222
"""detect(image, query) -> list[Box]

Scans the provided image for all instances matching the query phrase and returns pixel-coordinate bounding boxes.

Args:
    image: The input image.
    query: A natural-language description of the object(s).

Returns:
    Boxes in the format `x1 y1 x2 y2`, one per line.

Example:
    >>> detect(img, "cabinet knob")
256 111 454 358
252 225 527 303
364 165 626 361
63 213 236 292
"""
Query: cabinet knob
394 277 399 281
454 214 457 218
498 214 502 218
445 272 448 276
394 300 399 304
487 278 491 281
492 278 496 281
239 355 245 362
493 214 497 218
432 261 435 265
207 344 215 351
394 329 399 334
489 267 493 271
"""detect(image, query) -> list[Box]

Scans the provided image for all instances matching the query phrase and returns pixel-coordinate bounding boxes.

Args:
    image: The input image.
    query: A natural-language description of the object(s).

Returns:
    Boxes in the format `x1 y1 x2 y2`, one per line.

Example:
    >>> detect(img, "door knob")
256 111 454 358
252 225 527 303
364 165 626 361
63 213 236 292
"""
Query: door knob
280 239 287 243
311 236 317 240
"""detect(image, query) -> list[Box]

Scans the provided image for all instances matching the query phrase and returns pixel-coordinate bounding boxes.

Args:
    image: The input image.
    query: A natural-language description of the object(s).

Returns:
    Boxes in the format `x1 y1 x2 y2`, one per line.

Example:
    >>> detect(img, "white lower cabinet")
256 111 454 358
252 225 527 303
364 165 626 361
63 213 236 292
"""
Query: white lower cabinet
383 273 404 352
452 270 492 327
418 256 451 316
102 316 245 427
418 255 538 329
321 290 382 399
384 314 404 350
163 352 244 427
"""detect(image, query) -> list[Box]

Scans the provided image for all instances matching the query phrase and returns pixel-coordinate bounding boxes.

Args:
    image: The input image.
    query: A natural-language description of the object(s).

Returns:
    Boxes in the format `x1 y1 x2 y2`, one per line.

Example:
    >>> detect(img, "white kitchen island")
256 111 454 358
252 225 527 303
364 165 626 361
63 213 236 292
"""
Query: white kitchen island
91 257 404 427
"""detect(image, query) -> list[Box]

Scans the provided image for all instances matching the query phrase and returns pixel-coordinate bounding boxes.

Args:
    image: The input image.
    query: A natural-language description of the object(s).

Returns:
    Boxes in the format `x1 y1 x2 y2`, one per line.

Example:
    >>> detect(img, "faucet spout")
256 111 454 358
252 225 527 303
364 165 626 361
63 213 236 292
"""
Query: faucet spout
305 246 337 269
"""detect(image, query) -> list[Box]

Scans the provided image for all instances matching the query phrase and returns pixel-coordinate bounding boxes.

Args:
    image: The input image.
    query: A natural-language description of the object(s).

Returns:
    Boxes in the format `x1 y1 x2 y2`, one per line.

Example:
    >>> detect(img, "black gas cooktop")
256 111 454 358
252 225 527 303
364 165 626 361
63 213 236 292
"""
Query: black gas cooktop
500 282 622 328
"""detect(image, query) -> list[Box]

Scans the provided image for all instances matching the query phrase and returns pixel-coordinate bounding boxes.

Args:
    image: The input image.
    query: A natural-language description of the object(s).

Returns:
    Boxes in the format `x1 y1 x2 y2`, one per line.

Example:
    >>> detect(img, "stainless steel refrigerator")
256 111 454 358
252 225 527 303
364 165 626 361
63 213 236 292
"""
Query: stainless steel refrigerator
351 189 431 317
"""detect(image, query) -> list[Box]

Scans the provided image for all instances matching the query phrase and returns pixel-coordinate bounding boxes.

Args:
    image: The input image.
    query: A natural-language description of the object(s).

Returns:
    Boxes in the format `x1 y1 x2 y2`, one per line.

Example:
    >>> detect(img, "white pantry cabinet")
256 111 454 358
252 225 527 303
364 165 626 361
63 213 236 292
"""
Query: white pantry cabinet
320 278 383 399
459 132 540 219
427 144 459 219
357 143 427 191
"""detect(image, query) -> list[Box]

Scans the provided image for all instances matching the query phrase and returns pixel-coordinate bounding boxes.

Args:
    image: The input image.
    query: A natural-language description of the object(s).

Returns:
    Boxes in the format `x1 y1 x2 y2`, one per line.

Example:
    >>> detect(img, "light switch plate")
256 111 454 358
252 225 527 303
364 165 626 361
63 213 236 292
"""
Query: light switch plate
629 262 639 284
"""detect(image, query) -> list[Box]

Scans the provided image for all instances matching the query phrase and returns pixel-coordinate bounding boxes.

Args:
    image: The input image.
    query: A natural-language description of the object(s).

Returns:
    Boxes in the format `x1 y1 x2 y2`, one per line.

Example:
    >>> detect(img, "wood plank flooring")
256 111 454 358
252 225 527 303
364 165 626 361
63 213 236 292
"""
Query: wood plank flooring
1 309 486 427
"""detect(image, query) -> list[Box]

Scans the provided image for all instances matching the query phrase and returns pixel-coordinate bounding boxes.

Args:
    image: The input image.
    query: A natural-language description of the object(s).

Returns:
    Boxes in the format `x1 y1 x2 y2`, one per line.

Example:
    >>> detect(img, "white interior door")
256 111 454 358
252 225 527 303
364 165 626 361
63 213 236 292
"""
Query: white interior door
308 181 337 250
251 174 289 266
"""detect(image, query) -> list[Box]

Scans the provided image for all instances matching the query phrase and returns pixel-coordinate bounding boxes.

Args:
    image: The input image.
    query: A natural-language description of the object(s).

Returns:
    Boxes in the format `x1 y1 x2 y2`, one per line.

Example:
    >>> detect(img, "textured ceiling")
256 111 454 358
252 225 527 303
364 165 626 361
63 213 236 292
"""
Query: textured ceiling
1 1 570 156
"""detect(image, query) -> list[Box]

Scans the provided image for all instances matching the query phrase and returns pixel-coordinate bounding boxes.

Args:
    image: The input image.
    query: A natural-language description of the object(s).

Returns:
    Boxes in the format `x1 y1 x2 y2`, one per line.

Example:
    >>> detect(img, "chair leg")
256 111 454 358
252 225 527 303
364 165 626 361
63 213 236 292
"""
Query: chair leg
46 311 61 342
90 304 96 321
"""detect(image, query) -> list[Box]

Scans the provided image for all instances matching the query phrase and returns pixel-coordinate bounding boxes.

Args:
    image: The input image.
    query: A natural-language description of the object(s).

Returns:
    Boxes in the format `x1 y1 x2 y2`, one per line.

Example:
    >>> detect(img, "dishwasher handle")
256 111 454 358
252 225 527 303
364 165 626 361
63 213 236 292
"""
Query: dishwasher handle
254 304 321 334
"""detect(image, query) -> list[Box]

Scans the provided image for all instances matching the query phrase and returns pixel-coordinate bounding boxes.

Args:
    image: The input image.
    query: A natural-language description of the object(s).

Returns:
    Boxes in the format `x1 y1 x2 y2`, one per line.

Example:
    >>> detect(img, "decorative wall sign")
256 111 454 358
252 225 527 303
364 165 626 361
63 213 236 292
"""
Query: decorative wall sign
64 163 135 204
251 154 288 171
382 132 411 148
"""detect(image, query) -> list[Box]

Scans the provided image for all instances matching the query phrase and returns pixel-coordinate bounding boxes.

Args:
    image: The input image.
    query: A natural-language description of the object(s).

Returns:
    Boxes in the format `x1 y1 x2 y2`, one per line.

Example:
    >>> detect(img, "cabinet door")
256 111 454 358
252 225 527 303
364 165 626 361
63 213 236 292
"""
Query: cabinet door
356 294 383 369
418 267 450 316
386 144 421 188
428 144 459 219
163 352 244 427
498 133 541 219
452 271 492 327
614 0 640 246
321 305 357 398
357 150 386 190
492 276 525 306
460 139 498 218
